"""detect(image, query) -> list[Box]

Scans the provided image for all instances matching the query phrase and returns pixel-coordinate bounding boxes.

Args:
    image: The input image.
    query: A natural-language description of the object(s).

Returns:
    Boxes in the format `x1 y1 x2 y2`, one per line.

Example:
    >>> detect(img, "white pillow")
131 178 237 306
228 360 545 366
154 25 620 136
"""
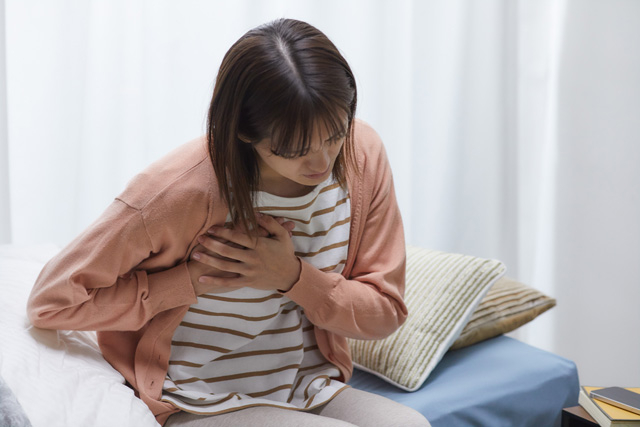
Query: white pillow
0 245 160 427
347 245 506 391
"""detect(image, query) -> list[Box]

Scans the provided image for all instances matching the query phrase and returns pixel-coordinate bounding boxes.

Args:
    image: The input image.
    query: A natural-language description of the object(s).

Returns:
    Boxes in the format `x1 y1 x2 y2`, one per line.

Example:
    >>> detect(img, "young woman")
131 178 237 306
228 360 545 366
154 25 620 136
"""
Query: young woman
27 18 430 427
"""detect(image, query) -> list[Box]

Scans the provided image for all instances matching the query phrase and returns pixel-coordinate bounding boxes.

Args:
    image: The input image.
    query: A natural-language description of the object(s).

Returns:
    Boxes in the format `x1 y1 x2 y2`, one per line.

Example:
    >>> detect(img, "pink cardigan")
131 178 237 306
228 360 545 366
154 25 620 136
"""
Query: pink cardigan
27 120 407 425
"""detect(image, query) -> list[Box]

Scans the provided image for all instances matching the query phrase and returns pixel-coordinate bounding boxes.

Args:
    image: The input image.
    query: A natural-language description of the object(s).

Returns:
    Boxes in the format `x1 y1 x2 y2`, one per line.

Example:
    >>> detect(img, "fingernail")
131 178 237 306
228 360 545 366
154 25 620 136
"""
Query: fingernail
208 227 217 234
198 236 205 243
193 252 201 260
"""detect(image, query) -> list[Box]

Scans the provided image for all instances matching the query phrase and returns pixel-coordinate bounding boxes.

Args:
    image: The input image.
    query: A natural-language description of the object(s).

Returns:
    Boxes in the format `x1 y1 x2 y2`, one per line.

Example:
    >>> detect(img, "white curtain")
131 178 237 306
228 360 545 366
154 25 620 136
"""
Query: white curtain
0 0 10 243
545 0 640 386
2 0 639 385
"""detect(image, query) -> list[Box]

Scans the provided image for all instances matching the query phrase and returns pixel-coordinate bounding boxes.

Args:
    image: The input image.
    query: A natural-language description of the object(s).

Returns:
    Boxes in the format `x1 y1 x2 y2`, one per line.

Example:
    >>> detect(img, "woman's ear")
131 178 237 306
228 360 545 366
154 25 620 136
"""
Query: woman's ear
238 133 253 143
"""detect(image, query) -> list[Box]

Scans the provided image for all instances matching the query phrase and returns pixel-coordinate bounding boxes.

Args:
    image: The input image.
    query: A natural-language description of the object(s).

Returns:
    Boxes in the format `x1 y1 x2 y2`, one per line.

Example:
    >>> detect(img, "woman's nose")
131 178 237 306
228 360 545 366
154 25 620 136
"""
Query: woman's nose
306 147 330 172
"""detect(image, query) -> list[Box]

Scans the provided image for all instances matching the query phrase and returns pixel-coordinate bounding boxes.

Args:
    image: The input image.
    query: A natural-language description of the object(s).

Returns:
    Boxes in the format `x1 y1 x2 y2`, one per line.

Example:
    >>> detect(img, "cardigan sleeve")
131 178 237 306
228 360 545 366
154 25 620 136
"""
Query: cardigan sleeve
284 125 408 340
27 198 198 332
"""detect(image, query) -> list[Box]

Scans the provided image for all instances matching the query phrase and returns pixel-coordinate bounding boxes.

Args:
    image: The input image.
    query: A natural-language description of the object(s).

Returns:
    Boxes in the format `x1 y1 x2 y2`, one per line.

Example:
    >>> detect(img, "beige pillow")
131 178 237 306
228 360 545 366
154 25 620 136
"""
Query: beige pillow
347 245 506 391
450 276 556 350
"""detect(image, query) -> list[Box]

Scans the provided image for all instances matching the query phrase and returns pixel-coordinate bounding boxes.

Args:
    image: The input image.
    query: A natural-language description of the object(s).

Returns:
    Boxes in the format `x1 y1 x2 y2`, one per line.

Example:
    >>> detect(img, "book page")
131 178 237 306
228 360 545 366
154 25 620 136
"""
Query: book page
583 386 640 421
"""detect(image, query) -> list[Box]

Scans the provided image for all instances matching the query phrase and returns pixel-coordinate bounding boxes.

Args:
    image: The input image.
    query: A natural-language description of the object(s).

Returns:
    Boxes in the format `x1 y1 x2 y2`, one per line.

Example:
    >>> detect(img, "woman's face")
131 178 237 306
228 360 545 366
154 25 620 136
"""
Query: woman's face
252 122 346 195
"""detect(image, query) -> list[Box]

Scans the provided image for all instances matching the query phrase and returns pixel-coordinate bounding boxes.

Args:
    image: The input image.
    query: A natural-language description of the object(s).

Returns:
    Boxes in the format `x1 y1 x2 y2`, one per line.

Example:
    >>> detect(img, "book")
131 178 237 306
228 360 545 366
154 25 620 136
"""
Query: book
579 386 640 427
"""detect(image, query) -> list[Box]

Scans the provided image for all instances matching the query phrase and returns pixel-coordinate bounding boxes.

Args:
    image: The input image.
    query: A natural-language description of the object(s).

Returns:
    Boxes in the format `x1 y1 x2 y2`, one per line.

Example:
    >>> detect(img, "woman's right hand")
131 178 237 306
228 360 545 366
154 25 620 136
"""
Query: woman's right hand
187 217 295 295
187 239 239 295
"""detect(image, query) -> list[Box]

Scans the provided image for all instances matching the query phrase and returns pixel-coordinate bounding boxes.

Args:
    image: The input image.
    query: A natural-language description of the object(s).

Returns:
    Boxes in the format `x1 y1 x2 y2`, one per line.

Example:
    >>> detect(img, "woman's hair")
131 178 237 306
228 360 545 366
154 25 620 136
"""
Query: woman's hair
207 18 358 234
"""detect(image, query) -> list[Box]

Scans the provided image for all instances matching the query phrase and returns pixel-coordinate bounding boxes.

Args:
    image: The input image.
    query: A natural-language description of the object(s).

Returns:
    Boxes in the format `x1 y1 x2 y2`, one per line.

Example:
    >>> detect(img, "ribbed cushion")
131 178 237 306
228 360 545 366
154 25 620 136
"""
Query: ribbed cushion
451 276 556 350
348 245 506 391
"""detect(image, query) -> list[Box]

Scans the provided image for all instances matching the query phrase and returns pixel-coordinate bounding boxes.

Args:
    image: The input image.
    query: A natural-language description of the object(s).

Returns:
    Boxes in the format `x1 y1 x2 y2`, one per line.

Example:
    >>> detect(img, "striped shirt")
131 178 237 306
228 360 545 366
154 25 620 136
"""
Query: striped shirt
161 176 351 414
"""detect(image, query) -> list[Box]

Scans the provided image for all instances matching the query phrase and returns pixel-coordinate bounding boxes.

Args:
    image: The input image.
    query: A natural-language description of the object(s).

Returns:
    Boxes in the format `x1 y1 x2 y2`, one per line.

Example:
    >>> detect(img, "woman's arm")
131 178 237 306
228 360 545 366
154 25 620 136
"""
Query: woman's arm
27 199 198 331
27 202 294 331
284 125 408 340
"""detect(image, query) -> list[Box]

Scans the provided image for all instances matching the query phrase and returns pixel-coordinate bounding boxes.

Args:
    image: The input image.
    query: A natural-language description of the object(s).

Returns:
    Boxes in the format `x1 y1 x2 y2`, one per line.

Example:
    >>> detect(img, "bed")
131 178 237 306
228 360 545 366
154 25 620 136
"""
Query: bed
350 335 579 426
0 244 579 427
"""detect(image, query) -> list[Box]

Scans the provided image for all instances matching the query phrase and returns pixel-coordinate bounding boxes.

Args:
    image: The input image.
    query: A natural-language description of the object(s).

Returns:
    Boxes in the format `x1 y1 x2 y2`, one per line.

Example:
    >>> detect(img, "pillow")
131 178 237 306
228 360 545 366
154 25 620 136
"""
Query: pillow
450 276 556 350
0 374 31 427
347 245 506 391
0 245 160 427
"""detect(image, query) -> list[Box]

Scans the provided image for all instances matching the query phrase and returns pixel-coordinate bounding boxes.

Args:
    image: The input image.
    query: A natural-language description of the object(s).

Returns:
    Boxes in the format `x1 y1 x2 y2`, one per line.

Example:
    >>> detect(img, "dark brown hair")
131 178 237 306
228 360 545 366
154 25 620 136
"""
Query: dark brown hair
207 18 357 234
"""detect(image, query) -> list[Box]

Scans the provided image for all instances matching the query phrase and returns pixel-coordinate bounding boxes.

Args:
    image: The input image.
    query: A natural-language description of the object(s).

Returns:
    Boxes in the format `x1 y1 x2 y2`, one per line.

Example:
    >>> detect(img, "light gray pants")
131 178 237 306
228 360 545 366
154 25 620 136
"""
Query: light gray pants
165 387 430 427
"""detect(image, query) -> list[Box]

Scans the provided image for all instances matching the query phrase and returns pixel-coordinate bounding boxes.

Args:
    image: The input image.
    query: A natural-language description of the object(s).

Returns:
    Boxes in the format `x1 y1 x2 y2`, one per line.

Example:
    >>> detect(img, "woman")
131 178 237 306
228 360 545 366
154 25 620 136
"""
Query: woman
27 18 430 427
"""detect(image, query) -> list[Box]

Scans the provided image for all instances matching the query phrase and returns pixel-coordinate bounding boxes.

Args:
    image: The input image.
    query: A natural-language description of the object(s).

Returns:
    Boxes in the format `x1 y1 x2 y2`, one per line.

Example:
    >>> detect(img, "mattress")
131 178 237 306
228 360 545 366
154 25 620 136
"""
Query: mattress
349 335 580 427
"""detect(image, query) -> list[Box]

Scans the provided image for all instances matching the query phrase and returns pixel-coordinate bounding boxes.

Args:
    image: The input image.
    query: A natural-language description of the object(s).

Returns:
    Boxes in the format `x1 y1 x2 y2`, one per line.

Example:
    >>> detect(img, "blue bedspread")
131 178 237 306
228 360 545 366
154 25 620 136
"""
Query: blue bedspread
349 336 579 427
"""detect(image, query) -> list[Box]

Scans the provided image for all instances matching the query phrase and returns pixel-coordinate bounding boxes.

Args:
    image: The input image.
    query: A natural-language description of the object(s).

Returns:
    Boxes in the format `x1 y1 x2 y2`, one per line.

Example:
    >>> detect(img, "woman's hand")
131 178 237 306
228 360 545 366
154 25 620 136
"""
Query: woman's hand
189 214 300 294
187 239 239 295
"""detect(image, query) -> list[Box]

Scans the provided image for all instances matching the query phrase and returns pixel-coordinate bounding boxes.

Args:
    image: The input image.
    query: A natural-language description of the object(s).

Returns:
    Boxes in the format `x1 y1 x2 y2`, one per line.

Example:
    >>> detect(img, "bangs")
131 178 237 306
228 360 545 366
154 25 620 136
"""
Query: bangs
267 96 351 159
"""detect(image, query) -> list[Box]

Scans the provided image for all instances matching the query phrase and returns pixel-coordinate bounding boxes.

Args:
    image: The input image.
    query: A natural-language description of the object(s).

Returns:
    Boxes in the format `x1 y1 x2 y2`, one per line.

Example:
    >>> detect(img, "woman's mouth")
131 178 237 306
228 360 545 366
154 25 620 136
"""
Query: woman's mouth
303 166 330 180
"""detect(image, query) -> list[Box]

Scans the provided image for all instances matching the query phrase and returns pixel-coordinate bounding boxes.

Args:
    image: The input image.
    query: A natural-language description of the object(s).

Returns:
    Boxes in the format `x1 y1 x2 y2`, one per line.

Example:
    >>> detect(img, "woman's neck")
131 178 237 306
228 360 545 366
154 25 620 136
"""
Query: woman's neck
256 158 316 197
258 177 315 198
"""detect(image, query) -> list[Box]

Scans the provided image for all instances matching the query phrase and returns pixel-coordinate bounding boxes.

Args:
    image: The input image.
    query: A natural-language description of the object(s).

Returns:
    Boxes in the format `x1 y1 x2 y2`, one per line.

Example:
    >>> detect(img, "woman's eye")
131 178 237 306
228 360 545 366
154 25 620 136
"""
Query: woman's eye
270 149 301 159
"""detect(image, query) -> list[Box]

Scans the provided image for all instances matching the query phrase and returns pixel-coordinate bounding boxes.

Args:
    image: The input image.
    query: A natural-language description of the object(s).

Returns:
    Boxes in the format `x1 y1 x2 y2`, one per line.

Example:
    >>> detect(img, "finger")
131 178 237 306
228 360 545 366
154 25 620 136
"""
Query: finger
256 225 270 238
192 249 246 274
207 226 256 249
282 221 295 233
191 242 223 262
191 243 207 257
197 275 243 293
192 237 234 256
272 217 294 237
280 221 295 238
233 219 269 238
193 238 231 261
197 275 245 290
257 214 287 238
197 236 249 262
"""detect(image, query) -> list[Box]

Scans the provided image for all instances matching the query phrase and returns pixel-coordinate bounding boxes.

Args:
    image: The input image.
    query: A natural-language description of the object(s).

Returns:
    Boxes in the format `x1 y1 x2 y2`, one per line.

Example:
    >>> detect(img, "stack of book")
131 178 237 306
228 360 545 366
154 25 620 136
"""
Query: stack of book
579 386 640 427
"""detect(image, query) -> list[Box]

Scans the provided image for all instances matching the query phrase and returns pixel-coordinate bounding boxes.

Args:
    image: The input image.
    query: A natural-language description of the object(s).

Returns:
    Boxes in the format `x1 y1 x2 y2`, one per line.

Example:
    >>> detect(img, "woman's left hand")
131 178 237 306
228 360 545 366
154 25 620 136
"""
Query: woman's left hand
193 214 301 292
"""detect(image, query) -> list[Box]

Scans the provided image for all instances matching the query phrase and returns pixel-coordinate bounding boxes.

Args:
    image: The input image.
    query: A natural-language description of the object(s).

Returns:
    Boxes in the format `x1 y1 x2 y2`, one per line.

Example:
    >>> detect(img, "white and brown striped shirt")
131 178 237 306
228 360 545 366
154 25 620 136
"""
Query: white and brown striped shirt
162 176 350 415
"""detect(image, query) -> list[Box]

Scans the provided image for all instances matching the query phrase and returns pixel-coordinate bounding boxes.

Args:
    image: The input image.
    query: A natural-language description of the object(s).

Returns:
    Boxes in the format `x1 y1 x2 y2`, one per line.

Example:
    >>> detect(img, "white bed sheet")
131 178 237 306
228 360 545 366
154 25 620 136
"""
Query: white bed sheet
0 244 160 427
